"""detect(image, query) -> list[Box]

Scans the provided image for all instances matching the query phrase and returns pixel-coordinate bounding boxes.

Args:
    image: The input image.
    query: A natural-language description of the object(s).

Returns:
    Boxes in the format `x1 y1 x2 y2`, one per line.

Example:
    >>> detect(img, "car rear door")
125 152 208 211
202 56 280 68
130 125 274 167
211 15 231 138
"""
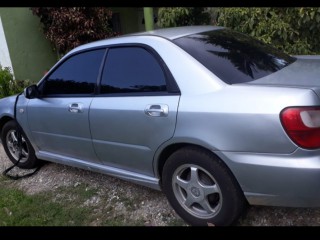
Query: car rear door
89 46 180 176
27 49 106 164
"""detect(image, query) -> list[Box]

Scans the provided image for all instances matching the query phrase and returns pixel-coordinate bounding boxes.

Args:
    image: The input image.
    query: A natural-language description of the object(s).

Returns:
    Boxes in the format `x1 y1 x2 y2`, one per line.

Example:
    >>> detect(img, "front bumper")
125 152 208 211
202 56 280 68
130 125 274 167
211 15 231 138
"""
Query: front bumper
217 148 320 207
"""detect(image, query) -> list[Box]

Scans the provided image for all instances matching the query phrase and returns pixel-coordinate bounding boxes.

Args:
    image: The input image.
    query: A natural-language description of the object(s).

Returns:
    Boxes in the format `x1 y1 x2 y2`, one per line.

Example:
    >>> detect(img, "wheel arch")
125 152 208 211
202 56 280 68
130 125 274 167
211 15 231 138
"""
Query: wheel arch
0 116 14 137
155 143 242 191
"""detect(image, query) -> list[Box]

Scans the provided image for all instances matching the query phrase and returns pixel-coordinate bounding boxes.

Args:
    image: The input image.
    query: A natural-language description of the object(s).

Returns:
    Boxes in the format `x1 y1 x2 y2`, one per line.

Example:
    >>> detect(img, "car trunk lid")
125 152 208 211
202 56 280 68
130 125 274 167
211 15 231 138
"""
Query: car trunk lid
247 56 320 99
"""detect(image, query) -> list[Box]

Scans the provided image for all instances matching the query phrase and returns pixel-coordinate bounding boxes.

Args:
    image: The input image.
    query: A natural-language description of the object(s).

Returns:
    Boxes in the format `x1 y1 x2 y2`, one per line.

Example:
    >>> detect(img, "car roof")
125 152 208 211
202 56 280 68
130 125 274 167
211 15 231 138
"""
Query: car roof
67 25 224 55
128 25 224 40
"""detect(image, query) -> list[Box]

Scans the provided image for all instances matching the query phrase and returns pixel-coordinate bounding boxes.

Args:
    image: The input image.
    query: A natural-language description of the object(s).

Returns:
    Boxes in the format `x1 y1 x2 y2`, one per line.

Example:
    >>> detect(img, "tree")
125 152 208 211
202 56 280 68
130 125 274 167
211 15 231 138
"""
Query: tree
157 7 211 28
31 7 117 56
217 8 320 55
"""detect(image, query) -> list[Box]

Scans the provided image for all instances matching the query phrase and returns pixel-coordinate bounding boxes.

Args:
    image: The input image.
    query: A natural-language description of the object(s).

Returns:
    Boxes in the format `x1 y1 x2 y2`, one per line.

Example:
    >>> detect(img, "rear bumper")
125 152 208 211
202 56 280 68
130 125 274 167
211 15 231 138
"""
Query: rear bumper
217 149 320 207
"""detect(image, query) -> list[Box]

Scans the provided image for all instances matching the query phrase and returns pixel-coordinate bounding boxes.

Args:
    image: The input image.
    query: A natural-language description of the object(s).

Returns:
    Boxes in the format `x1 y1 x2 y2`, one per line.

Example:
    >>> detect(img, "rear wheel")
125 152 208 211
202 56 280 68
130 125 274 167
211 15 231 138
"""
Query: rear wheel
1 120 40 169
162 146 246 226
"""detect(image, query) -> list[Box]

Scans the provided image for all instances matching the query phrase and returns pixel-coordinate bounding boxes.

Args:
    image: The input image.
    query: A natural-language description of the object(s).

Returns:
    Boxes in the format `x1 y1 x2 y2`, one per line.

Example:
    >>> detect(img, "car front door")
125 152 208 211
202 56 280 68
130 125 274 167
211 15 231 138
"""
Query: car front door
90 46 180 176
27 49 106 164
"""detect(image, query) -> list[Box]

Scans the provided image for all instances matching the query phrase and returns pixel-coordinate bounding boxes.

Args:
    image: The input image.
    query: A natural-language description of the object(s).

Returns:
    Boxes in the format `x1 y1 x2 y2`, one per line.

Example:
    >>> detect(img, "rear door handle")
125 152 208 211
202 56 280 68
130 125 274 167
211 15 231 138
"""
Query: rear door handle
68 103 83 113
145 104 169 117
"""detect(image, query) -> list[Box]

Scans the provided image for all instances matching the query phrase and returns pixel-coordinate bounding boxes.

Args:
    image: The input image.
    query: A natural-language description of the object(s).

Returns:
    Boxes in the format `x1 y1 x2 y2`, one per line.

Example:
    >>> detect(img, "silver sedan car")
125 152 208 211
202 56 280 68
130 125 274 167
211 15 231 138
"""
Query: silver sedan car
1 25 320 226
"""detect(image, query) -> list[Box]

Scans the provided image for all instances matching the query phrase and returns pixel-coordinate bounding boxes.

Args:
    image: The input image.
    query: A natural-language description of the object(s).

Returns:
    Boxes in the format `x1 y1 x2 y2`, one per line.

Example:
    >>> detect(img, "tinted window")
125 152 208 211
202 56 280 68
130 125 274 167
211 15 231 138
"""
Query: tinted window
43 49 105 95
173 29 296 84
100 47 167 94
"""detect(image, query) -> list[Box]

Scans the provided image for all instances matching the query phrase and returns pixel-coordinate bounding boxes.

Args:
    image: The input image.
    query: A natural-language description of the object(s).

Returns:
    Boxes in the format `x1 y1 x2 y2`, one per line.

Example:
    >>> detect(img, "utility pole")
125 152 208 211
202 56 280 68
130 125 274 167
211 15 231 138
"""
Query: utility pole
143 7 154 31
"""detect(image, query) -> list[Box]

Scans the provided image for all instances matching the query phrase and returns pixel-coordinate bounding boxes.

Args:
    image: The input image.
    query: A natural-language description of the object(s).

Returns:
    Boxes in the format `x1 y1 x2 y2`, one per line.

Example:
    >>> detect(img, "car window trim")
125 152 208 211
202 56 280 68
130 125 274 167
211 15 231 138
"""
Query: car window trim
38 47 108 98
38 44 181 98
95 92 180 97
97 43 180 96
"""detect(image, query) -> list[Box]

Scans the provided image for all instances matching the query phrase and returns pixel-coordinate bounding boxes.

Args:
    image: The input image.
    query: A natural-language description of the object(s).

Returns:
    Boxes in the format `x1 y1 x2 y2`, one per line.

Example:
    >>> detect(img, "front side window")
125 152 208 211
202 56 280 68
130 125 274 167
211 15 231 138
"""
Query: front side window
100 47 167 94
42 49 105 95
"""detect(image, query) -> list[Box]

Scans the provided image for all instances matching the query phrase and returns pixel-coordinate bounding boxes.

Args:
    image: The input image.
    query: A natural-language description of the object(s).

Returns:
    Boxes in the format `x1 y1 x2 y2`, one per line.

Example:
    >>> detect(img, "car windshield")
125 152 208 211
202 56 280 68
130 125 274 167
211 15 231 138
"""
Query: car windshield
173 29 296 84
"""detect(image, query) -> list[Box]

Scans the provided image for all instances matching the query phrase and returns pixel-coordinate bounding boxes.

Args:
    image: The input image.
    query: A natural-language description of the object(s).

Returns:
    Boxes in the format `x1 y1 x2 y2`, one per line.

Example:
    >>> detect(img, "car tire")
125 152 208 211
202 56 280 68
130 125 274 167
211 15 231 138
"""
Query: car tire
162 146 246 226
1 120 40 169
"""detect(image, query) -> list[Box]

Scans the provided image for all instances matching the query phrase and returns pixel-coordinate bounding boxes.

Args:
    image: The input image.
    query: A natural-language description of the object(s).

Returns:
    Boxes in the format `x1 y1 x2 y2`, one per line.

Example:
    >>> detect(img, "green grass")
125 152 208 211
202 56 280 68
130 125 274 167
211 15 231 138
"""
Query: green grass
0 185 93 226
0 180 151 226
53 184 98 204
0 176 181 226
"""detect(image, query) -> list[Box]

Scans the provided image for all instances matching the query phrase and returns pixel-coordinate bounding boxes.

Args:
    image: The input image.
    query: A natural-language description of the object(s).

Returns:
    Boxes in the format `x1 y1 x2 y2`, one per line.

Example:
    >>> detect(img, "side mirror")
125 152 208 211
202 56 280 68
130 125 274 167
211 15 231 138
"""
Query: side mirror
24 85 39 99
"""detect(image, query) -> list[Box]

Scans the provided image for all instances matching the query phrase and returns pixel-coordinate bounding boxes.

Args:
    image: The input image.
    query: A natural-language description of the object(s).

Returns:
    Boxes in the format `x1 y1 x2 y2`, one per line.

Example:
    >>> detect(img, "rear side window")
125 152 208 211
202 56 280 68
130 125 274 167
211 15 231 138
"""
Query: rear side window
173 29 296 84
100 47 167 94
42 49 105 95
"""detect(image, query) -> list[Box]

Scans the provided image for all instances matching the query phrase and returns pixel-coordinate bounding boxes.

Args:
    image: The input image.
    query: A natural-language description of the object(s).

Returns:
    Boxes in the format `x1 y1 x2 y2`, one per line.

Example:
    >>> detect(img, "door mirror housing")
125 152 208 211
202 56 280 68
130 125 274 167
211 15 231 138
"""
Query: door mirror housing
24 85 39 99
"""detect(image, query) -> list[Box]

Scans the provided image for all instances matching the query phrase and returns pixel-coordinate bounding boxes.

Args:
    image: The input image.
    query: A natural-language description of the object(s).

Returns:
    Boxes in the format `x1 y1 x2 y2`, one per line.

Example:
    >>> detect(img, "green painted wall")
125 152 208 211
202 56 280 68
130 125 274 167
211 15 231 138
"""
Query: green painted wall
111 8 142 34
0 8 57 82
143 8 154 31
110 8 160 34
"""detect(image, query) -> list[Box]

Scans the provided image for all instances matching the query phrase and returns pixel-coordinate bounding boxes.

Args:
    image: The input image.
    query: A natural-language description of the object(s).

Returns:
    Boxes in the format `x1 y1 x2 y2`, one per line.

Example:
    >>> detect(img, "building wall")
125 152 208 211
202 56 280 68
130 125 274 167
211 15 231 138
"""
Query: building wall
0 8 57 82
111 8 142 34
0 16 14 74
111 7 160 34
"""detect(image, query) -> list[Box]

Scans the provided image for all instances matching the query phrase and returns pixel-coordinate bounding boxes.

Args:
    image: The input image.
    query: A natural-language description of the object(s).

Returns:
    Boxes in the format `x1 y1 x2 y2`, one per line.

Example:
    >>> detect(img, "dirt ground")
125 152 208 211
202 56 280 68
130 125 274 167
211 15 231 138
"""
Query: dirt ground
1 144 320 226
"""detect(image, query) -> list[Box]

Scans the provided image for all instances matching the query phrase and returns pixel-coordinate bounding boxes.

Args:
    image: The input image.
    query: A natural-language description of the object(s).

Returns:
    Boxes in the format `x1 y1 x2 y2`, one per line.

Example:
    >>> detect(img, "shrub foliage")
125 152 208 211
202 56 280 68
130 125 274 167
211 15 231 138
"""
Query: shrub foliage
217 8 320 55
0 65 32 98
157 7 320 55
157 8 211 28
31 7 117 55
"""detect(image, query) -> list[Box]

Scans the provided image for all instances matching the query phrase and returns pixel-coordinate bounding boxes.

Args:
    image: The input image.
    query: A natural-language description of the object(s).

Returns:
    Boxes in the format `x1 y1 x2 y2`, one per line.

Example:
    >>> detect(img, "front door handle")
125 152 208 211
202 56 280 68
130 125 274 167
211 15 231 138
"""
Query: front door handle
144 104 169 117
68 103 83 113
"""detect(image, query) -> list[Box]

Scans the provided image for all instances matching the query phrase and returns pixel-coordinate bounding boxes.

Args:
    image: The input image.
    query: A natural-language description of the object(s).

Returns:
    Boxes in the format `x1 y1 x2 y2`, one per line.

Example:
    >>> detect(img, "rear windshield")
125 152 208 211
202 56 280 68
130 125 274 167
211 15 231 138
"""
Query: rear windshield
173 29 296 84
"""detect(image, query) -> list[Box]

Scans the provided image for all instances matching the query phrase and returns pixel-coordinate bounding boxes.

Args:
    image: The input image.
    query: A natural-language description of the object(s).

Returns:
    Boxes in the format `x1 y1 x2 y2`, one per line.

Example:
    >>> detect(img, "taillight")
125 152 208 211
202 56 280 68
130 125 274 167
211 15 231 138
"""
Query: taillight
280 107 320 149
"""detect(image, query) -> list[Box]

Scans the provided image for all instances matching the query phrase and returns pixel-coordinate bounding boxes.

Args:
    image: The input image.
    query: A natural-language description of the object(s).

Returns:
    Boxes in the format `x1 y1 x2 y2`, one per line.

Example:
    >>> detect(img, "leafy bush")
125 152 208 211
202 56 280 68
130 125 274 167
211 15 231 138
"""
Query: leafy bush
0 65 32 98
157 7 211 28
0 65 13 98
11 79 33 96
217 8 320 55
31 7 118 55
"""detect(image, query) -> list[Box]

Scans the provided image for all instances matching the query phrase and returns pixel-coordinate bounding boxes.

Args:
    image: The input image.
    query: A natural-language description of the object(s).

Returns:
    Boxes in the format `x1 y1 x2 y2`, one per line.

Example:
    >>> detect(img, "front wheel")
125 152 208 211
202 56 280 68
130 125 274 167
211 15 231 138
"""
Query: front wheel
162 147 246 226
1 120 40 169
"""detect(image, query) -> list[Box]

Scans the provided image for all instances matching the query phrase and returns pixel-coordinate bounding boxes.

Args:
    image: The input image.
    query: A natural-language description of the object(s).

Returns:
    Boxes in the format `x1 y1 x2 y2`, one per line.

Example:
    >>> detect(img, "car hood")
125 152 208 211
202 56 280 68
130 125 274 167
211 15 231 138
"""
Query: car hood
0 95 17 105
247 56 320 97
0 95 18 117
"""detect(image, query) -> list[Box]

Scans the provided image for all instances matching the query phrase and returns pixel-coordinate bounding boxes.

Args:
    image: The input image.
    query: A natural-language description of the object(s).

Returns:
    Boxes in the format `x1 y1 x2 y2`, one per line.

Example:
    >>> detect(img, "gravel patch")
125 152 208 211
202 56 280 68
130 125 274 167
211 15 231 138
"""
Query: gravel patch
1 144 320 226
